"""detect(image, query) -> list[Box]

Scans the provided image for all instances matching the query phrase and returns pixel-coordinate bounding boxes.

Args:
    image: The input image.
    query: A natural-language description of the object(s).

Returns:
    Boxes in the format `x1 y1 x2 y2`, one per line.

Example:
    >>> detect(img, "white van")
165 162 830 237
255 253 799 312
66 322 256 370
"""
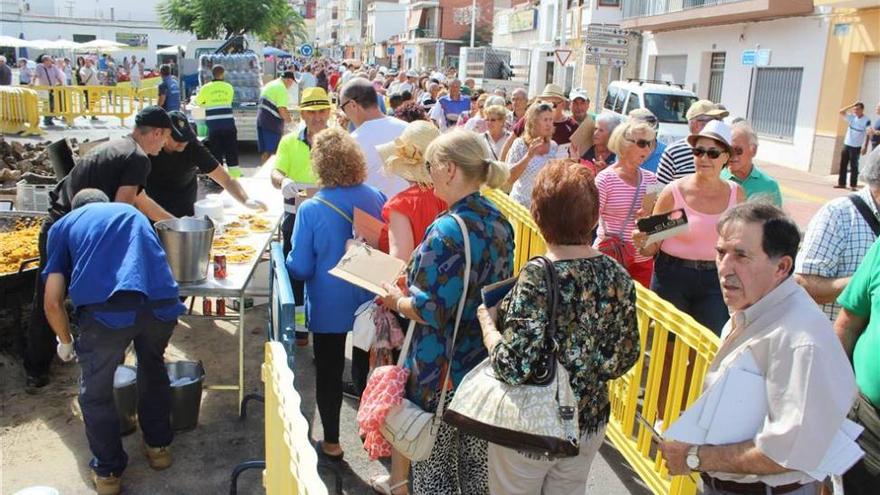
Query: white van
603 80 698 145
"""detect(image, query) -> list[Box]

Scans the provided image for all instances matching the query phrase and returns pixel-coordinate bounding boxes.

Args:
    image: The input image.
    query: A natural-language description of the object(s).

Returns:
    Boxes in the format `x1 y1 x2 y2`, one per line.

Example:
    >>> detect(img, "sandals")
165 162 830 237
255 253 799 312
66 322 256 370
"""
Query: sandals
369 474 408 495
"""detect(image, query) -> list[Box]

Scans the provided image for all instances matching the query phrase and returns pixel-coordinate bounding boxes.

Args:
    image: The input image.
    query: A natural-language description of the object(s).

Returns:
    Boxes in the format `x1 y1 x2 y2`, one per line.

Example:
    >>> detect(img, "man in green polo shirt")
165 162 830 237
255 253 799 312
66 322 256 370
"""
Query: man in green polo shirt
835 237 880 495
721 121 782 206
268 87 330 347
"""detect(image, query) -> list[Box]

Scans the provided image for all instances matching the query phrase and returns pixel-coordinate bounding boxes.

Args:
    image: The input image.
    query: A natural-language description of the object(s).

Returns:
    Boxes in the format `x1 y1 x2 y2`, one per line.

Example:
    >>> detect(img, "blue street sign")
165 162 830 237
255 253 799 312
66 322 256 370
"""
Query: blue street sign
300 44 314 57
387 46 395 56
741 50 756 67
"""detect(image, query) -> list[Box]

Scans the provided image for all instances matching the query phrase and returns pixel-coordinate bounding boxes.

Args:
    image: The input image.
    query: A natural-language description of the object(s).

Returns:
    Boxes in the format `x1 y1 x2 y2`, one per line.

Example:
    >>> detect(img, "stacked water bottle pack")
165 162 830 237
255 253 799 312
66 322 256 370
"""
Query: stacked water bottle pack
198 53 262 105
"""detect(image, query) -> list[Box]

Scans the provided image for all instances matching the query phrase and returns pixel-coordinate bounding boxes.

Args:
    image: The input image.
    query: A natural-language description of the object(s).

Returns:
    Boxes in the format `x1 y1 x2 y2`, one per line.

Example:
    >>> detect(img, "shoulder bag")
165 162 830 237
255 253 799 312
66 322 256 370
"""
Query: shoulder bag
849 194 880 237
379 213 471 461
443 256 580 457
597 170 642 268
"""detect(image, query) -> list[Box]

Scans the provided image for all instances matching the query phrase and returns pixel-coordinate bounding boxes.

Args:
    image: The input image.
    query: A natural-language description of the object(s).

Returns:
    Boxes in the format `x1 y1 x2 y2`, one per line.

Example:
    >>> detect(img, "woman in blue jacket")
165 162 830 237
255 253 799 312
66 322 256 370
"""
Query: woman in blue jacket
286 127 386 460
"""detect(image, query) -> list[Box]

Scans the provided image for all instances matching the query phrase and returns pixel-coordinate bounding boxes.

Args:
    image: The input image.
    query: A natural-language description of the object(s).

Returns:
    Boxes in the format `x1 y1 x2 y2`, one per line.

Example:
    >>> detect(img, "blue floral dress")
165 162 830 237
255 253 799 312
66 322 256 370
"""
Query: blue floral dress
404 192 515 412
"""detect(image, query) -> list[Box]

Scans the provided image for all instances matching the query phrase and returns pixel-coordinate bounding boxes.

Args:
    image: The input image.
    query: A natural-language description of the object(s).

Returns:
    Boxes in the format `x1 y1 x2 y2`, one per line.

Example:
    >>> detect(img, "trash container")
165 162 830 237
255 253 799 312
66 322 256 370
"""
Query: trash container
113 365 138 436
167 361 205 431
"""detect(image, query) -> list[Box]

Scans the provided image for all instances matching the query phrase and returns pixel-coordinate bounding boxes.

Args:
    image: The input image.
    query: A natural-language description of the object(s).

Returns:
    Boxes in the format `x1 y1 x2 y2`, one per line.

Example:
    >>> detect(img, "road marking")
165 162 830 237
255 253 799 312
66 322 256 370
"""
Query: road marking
780 185 836 205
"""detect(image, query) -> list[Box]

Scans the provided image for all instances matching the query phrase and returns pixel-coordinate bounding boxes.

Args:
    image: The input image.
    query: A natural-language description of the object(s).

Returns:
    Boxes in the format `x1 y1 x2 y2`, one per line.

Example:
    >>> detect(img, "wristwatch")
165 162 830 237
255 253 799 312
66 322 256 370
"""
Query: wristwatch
686 445 701 471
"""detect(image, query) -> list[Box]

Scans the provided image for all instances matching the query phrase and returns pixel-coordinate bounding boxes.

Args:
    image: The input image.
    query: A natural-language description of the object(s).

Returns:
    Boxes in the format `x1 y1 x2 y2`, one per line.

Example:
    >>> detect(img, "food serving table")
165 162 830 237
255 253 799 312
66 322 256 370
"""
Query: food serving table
174 177 283 414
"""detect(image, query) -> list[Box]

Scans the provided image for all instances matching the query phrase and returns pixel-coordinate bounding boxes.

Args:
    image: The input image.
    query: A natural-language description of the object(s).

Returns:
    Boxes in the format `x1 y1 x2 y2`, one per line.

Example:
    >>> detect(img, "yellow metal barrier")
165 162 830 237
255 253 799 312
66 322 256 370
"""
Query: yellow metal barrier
482 188 720 495
262 341 328 495
0 87 43 135
31 85 142 125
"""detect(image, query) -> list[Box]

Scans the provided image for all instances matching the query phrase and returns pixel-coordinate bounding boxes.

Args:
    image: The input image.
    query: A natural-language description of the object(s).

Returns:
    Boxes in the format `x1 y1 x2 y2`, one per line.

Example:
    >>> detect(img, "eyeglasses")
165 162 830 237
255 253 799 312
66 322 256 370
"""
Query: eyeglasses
692 147 725 159
425 161 432 172
732 147 746 156
625 137 655 149
339 99 353 112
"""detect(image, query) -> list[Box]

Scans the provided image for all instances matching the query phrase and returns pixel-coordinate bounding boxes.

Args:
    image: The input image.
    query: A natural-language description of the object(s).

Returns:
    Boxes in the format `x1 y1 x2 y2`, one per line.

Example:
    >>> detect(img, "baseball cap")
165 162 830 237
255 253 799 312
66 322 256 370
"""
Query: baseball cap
686 99 729 121
168 110 196 143
135 106 173 129
406 69 418 78
569 88 590 102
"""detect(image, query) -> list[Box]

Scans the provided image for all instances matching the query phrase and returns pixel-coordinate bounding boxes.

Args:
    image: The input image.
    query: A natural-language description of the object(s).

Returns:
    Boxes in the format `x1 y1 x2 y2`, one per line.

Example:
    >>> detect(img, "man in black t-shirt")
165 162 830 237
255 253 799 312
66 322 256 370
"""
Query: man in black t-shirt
146 111 266 218
25 106 176 390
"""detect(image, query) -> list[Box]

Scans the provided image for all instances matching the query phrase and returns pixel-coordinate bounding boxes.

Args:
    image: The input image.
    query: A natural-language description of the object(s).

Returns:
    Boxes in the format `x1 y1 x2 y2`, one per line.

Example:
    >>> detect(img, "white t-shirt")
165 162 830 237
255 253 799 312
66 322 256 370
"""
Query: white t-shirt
351 116 409 196
844 114 871 148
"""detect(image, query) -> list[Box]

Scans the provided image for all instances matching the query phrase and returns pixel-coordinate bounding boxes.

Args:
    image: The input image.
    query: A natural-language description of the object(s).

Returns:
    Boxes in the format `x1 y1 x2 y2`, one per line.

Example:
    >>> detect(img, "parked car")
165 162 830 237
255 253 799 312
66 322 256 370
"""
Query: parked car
603 80 698 144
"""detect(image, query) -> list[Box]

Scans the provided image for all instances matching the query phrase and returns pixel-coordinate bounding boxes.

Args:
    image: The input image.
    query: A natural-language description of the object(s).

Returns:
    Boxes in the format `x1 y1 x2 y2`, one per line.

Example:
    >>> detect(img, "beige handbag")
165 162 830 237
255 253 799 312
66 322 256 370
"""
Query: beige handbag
379 213 471 462
443 256 581 457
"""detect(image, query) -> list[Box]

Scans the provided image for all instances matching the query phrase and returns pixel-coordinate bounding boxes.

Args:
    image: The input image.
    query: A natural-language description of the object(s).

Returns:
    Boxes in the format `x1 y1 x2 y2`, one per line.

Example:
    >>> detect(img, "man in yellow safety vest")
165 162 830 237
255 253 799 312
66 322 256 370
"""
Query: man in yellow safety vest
257 71 296 163
195 65 240 177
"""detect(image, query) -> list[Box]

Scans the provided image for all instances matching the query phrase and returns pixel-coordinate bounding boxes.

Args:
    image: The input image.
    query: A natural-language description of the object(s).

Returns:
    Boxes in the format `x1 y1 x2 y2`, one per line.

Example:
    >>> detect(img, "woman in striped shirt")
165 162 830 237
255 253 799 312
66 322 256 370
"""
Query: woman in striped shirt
594 120 659 286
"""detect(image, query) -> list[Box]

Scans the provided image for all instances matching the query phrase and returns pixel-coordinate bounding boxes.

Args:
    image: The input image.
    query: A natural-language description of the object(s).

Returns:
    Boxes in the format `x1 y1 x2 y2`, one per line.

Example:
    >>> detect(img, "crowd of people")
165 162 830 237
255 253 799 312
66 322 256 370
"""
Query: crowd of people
23 53 880 495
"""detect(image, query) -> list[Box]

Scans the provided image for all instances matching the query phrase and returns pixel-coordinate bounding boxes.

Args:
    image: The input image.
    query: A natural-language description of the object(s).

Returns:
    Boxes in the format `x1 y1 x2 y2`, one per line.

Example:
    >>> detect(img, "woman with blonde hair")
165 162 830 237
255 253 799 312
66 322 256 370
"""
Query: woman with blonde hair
595 120 660 286
379 129 515 494
481 104 512 160
506 102 560 207
286 127 386 460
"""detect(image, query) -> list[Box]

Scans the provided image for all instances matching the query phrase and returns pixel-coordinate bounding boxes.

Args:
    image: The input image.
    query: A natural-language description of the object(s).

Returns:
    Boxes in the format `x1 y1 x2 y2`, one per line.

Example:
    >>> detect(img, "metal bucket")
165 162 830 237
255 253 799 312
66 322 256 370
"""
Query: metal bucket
167 361 206 431
113 365 138 436
154 217 215 283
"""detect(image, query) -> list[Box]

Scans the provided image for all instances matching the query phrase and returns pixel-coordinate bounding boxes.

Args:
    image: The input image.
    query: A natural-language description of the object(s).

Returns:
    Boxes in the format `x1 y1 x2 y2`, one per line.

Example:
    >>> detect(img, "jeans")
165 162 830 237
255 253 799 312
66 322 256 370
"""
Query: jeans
75 299 176 476
843 393 880 495
839 145 862 188
650 253 729 336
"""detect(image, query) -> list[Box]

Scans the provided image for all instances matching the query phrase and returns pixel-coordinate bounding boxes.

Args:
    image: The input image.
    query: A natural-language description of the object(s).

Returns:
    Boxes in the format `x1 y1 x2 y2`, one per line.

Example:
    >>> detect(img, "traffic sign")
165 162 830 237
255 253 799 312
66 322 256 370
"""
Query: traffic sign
387 46 395 56
584 54 627 67
587 24 628 36
555 48 573 66
585 34 628 46
300 43 314 57
585 44 629 58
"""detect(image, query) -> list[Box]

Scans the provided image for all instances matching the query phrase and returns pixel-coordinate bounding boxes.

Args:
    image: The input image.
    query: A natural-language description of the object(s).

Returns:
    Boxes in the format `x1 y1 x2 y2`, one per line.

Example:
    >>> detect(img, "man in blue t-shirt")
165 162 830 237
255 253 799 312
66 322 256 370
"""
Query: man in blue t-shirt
157 64 181 112
430 78 471 131
43 190 185 494
836 101 871 190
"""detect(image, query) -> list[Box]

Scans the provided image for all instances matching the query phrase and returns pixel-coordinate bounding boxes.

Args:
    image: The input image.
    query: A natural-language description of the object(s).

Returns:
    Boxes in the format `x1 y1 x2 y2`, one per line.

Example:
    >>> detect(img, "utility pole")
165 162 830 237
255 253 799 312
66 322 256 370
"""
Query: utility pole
469 0 476 48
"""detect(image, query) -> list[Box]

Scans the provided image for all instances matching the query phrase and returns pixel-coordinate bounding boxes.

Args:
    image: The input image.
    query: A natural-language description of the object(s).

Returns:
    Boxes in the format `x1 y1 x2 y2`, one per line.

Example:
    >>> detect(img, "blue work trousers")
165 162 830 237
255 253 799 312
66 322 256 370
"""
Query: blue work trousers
75 302 176 476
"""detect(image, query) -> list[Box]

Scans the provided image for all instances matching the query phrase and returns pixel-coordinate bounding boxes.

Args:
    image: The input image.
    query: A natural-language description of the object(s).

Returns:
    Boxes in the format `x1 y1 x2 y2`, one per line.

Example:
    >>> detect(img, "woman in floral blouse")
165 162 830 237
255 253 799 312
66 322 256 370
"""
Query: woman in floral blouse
380 129 515 494
478 159 640 495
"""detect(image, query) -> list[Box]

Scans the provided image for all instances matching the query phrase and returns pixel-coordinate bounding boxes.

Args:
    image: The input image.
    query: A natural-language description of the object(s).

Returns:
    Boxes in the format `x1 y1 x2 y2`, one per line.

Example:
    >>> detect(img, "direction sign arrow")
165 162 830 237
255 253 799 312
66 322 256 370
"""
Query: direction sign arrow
584 54 627 67
300 43 314 57
587 24 628 36
585 33 628 45
586 45 629 57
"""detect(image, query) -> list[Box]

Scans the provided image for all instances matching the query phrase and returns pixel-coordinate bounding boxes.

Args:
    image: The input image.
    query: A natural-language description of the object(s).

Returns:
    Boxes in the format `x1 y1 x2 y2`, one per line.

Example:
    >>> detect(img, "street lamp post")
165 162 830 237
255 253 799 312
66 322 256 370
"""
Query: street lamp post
469 0 476 48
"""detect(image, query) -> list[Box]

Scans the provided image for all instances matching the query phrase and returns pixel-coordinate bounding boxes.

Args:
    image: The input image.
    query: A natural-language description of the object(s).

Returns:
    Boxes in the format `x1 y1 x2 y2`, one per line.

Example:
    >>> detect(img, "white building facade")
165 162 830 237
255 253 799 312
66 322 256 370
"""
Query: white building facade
1 0 190 67
638 16 830 171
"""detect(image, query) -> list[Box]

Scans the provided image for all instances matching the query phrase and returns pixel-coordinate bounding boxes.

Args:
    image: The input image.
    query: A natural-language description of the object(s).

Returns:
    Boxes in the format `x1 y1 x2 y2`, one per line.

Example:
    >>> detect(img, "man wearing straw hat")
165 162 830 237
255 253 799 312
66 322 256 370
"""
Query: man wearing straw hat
268 87 330 346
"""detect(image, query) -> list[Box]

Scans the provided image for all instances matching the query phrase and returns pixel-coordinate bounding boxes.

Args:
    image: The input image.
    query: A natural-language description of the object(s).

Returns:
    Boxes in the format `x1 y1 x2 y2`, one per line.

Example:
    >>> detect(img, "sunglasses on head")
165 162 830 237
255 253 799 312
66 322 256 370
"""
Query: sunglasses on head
536 102 558 111
625 137 655 149
692 147 725 159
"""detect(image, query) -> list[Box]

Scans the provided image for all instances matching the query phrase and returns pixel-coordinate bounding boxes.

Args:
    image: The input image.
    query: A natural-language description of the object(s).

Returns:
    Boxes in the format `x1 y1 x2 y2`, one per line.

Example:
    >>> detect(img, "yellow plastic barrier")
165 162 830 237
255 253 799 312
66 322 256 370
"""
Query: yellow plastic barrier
136 86 159 109
0 87 43 135
262 341 328 495
30 85 141 125
482 188 720 495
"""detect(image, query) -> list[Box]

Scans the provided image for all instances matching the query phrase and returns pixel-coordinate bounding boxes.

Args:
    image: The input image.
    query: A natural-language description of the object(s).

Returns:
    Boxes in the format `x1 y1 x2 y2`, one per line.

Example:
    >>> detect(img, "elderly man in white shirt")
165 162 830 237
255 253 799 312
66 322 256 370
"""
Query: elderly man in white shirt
660 202 857 495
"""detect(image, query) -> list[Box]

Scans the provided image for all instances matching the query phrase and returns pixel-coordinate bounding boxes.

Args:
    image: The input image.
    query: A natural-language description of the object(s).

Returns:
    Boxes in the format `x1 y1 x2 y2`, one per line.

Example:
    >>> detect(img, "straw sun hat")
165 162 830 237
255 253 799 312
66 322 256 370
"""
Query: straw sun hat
376 121 440 185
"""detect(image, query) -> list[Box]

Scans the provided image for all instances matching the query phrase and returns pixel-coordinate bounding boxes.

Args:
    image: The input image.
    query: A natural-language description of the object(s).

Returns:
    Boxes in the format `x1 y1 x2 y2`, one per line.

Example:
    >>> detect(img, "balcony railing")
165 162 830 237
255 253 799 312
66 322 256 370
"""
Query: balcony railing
409 27 438 39
623 0 746 19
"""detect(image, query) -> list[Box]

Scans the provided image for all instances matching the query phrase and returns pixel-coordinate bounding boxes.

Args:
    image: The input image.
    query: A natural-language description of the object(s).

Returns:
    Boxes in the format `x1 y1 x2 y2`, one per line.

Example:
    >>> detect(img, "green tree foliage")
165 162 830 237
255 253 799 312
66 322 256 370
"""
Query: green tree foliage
157 0 306 44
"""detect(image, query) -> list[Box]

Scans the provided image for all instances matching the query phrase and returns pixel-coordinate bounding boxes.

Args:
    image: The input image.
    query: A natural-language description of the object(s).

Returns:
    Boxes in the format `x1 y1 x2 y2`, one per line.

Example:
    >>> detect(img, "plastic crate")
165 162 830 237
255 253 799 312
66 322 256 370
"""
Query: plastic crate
16 180 55 212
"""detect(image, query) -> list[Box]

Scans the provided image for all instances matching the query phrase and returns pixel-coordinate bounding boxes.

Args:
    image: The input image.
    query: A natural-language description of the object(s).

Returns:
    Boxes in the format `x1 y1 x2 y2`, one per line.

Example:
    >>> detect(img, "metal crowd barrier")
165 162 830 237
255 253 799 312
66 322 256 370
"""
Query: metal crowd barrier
482 188 720 495
0 86 43 135
30 85 141 125
231 243 327 495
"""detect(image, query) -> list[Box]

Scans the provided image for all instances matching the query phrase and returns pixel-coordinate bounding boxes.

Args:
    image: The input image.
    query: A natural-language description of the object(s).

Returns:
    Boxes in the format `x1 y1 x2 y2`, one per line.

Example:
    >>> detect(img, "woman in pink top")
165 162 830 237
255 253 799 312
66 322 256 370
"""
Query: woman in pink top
634 120 744 335
595 120 659 286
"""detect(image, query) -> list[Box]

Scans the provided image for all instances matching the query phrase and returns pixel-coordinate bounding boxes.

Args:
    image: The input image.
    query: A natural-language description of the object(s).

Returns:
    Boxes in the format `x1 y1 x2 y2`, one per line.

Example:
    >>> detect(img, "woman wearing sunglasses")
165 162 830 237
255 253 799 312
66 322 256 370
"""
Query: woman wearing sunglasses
595 120 660 287
633 120 744 335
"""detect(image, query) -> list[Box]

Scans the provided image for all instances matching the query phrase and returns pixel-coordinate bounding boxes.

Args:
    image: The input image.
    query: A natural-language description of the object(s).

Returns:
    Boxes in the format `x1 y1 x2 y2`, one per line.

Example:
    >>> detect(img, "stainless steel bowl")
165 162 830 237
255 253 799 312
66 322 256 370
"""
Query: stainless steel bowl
155 217 215 283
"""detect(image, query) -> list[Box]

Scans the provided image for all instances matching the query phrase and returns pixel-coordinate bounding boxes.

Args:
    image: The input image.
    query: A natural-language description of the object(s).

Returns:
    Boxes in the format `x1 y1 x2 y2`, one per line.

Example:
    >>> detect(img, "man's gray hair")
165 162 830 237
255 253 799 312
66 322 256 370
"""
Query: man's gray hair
0 55 6 64
860 146 880 186
71 188 109 210
732 121 759 148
